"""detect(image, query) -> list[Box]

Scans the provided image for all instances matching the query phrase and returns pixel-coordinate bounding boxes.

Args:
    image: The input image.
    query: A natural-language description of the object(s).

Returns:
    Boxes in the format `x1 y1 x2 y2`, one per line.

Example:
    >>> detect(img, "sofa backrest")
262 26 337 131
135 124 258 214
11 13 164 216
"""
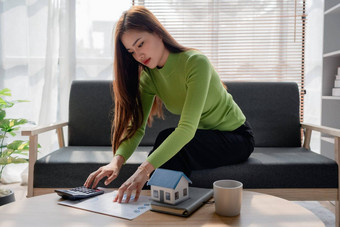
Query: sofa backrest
68 80 114 146
68 80 179 146
68 80 301 147
226 82 301 147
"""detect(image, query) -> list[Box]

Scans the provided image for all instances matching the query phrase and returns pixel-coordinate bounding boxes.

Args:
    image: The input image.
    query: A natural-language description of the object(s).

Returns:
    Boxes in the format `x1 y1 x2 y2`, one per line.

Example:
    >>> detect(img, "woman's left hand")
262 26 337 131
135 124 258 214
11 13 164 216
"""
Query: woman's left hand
113 166 150 203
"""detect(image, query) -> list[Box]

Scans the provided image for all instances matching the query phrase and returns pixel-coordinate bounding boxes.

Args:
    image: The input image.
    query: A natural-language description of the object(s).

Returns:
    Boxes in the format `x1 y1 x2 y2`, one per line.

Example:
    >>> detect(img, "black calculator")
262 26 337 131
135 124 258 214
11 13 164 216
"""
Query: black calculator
55 186 104 200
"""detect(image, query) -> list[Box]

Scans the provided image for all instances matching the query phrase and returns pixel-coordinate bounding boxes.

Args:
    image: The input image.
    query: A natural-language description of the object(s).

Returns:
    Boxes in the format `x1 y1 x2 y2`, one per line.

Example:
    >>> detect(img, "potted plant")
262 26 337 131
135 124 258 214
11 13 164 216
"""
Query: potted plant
0 88 31 206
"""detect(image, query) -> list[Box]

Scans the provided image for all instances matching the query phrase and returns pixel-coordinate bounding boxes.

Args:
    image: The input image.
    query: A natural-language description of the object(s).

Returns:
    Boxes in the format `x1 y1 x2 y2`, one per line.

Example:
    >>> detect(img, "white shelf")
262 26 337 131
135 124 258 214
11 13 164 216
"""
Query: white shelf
322 96 340 100
321 1 340 158
323 50 340 58
321 136 335 144
325 3 340 15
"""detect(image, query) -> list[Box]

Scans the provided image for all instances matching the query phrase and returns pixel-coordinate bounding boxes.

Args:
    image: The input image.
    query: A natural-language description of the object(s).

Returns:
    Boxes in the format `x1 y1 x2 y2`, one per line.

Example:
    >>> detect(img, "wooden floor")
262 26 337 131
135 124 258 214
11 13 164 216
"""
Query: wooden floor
320 200 336 214
1 182 336 215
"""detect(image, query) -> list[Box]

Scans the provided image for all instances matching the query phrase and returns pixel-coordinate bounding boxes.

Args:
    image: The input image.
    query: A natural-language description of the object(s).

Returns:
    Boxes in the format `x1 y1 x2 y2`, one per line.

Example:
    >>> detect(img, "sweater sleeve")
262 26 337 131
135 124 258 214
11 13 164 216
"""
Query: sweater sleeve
147 54 212 168
115 74 155 162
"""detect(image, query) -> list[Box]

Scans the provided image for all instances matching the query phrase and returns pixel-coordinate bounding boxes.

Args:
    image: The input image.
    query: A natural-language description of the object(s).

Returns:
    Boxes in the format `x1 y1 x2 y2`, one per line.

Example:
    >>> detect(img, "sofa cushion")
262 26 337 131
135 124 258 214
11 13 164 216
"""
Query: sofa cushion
34 146 149 188
35 146 338 189
190 147 338 189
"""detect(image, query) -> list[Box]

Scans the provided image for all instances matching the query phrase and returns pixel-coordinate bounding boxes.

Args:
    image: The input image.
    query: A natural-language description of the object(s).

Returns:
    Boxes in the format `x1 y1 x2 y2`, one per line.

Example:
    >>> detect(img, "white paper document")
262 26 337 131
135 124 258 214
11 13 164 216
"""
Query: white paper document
58 191 152 220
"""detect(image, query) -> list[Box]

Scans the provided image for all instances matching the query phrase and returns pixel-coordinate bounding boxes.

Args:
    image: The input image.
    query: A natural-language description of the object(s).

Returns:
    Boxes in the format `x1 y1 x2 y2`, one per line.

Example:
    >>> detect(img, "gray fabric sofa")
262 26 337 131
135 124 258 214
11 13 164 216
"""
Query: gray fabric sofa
23 80 340 223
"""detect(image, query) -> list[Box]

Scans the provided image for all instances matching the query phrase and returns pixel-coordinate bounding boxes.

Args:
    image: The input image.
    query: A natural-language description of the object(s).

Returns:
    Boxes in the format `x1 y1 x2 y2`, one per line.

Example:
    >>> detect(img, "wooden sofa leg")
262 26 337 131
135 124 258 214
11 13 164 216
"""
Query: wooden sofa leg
336 201 340 227
27 135 38 198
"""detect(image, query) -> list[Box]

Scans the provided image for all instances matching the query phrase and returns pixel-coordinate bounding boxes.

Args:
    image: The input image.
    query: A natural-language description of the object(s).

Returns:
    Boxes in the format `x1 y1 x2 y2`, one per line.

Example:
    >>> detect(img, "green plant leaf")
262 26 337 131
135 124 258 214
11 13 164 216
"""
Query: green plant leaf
0 119 10 130
0 88 36 168
0 97 5 106
15 100 30 103
0 88 29 110
0 98 14 109
0 119 28 132
16 141 32 151
2 142 40 154
12 150 29 155
0 156 28 165
11 119 28 127
1 149 14 157
0 109 5 121
8 131 16 136
7 140 25 151
0 88 11 97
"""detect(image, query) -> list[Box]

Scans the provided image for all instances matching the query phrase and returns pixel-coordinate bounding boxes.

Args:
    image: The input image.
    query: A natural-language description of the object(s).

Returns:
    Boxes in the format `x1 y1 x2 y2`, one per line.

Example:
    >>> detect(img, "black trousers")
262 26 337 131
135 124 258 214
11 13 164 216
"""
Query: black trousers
148 121 255 177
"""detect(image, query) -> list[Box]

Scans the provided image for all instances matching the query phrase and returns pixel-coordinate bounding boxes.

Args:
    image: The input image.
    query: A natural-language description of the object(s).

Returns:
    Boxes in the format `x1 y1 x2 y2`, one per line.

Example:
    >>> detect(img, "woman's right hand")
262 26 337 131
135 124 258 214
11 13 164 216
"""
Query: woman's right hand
84 155 125 188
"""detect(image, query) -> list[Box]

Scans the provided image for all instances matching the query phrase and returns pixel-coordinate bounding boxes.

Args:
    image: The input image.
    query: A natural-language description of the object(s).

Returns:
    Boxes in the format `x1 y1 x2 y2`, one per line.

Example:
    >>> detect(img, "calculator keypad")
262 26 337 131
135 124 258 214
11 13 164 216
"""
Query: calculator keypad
55 186 104 200
71 186 99 194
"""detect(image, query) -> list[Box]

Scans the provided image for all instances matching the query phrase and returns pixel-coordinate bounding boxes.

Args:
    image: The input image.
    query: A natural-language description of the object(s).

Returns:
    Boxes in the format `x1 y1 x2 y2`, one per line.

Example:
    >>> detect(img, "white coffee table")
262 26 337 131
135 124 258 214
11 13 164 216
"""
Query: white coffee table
0 190 325 226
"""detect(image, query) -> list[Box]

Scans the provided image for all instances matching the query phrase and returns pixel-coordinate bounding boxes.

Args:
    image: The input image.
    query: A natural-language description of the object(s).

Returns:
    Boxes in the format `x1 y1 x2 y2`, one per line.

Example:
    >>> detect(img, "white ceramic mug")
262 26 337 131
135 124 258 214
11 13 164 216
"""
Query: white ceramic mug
213 180 243 216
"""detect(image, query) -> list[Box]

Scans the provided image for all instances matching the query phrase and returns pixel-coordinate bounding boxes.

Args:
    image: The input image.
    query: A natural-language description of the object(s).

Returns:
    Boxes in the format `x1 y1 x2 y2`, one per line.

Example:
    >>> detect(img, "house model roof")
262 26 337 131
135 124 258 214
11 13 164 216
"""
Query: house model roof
147 168 192 189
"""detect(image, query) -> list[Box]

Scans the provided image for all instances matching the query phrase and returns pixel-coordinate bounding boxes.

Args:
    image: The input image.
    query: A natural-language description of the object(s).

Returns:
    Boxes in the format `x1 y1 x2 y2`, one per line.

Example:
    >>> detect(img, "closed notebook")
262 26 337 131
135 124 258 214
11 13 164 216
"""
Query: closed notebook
150 187 213 217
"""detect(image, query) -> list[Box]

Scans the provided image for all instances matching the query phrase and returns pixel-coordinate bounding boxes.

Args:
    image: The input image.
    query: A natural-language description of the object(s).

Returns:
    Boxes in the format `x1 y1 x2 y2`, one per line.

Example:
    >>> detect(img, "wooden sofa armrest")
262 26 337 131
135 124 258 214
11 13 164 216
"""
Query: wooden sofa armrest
301 123 340 137
301 123 340 164
21 121 68 197
22 121 68 147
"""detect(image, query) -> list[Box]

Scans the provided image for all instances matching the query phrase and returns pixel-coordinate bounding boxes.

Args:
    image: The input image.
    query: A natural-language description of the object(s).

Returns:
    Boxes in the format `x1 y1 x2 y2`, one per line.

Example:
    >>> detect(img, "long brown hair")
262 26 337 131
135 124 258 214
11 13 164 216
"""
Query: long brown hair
112 6 188 154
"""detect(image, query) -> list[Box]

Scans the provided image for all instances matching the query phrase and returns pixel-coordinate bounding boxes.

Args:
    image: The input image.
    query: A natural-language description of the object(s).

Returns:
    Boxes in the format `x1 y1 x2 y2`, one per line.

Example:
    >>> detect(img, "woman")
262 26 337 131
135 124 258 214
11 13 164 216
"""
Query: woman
84 6 254 203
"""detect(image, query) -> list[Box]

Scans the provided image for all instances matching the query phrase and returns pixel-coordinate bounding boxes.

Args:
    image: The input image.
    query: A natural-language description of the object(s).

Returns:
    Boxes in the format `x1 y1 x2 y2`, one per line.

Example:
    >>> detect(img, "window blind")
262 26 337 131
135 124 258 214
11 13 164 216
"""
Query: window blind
133 0 306 121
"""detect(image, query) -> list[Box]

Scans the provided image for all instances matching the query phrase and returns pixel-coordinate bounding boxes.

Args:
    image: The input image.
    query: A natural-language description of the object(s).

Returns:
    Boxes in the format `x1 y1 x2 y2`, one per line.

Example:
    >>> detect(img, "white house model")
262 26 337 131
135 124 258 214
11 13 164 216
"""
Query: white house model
147 168 192 205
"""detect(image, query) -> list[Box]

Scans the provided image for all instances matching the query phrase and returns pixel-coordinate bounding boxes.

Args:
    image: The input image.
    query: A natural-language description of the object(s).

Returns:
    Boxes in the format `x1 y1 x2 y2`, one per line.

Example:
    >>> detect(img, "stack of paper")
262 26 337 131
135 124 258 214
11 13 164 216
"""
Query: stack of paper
58 191 152 220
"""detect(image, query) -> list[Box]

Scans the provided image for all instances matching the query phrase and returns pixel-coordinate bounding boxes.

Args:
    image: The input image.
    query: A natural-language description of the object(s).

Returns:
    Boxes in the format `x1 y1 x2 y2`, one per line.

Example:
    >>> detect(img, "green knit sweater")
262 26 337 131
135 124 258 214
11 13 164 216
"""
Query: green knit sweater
116 50 246 168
